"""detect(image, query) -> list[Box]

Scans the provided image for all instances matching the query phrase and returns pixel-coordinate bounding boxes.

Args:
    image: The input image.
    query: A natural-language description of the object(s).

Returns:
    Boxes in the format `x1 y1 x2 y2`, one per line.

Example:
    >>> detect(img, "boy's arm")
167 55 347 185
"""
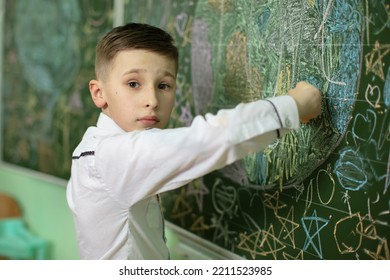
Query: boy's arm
95 83 321 207
94 98 293 206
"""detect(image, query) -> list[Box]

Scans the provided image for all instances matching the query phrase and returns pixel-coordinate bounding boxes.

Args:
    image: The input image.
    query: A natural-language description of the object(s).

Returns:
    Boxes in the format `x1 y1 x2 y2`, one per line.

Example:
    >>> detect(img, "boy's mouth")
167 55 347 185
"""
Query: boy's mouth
137 116 160 126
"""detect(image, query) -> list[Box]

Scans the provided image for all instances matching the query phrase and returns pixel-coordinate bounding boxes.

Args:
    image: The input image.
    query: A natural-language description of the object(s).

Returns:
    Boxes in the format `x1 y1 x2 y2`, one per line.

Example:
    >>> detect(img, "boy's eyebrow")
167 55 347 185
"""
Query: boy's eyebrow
122 68 176 79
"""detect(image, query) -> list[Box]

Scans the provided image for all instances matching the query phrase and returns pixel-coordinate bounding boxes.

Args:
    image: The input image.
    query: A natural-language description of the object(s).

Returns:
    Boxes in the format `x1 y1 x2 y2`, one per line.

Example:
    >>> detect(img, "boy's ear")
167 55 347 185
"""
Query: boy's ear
89 79 107 108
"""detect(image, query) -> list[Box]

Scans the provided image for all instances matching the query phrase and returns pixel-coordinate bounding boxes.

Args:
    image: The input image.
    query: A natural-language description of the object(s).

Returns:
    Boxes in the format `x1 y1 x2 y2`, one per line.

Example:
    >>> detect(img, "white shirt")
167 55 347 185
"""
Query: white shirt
66 95 299 259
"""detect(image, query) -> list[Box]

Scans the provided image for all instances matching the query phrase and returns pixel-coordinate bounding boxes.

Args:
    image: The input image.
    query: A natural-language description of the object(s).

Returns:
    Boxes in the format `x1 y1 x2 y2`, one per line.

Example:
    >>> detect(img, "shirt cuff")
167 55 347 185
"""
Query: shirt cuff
266 95 300 130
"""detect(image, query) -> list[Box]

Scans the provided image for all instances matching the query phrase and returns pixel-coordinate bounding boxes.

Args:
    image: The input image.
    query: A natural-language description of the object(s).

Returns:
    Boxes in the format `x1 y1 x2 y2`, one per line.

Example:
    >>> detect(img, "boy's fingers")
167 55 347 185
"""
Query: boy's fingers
300 118 309 123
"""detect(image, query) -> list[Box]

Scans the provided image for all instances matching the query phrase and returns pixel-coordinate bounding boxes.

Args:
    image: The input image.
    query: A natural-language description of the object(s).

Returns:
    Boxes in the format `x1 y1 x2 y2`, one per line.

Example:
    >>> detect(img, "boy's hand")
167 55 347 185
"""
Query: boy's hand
288 81 322 123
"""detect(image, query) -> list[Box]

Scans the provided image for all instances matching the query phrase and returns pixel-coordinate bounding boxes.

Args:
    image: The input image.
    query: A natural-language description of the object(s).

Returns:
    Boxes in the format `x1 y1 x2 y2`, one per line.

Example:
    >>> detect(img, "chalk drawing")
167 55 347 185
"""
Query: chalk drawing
192 0 364 187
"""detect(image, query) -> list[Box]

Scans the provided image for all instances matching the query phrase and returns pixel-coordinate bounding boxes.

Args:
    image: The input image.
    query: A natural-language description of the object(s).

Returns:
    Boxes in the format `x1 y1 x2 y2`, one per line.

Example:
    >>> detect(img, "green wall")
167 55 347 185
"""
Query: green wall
0 164 79 259
0 164 184 260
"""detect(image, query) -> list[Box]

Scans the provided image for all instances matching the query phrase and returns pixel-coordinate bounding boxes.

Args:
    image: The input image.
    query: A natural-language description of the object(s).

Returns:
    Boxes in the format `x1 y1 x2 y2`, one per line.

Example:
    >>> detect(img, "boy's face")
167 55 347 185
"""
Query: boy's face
91 49 177 132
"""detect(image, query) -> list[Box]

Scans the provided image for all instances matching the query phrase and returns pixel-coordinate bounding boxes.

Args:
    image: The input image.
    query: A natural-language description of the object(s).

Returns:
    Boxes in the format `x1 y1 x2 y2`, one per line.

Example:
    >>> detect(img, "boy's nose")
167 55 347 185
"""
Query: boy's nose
144 87 158 108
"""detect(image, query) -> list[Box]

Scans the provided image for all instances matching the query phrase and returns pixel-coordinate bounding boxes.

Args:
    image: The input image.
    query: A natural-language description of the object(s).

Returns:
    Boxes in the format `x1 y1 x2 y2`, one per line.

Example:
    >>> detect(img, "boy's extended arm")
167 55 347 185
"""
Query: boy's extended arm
93 94 305 207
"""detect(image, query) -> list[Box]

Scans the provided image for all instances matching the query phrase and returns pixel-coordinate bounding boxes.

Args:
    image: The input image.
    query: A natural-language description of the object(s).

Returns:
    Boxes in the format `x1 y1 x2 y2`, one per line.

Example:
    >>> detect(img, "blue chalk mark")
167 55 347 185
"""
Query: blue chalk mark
301 209 329 259
334 147 368 191
352 109 377 144
384 66 390 106
324 0 363 133
256 9 270 36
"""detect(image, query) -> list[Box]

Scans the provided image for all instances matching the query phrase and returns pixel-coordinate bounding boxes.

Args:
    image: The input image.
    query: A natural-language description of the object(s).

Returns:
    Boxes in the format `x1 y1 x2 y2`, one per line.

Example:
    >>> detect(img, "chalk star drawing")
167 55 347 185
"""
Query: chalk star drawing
237 225 286 260
237 231 263 260
276 206 299 248
258 224 286 259
364 237 390 260
190 215 210 235
365 41 390 80
262 191 287 214
186 178 209 213
170 188 193 226
302 210 329 259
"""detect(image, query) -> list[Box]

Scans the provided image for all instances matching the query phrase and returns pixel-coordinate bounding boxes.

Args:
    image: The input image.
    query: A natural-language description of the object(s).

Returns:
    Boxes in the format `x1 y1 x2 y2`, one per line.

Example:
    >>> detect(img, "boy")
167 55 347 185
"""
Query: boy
66 22 321 259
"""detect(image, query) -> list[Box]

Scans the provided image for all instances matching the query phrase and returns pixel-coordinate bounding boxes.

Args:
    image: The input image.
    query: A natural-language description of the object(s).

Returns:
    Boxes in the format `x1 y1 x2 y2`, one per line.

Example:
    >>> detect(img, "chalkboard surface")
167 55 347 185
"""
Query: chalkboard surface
2 0 112 178
2 0 389 260
125 0 389 259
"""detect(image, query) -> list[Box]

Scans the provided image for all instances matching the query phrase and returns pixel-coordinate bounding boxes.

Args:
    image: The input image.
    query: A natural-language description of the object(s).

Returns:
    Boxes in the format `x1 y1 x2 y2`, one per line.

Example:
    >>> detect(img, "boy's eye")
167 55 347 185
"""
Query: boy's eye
158 83 170 90
128 81 139 88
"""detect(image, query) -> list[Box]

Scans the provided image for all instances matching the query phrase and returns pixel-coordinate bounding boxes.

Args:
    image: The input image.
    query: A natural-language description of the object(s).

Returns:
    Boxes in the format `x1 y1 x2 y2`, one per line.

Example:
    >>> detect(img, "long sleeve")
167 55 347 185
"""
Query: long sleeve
93 95 299 207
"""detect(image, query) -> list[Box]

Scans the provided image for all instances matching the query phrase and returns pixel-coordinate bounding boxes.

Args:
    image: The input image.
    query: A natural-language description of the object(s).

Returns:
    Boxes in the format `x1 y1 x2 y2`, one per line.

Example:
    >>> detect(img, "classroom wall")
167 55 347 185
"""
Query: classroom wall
0 164 186 260
0 164 79 259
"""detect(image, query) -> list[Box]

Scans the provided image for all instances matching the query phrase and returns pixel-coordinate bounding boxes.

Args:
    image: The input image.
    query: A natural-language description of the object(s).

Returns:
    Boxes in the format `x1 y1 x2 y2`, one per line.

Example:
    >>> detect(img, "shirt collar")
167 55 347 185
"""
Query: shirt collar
96 113 126 134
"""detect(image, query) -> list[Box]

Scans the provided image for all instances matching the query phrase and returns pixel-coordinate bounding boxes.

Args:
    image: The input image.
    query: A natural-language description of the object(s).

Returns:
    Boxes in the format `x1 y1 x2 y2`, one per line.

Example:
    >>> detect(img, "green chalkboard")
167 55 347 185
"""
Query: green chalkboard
125 0 390 259
1 0 113 178
1 0 389 260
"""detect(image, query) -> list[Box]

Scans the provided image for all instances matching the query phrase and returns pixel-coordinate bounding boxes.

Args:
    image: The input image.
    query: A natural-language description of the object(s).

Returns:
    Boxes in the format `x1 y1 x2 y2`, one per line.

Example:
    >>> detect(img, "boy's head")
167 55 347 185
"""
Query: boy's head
90 23 179 132
95 22 179 81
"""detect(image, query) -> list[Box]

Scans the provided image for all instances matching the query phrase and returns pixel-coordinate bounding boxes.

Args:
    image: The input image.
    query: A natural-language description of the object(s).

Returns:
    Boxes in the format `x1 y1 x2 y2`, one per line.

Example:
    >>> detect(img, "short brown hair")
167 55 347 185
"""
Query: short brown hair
95 22 179 80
